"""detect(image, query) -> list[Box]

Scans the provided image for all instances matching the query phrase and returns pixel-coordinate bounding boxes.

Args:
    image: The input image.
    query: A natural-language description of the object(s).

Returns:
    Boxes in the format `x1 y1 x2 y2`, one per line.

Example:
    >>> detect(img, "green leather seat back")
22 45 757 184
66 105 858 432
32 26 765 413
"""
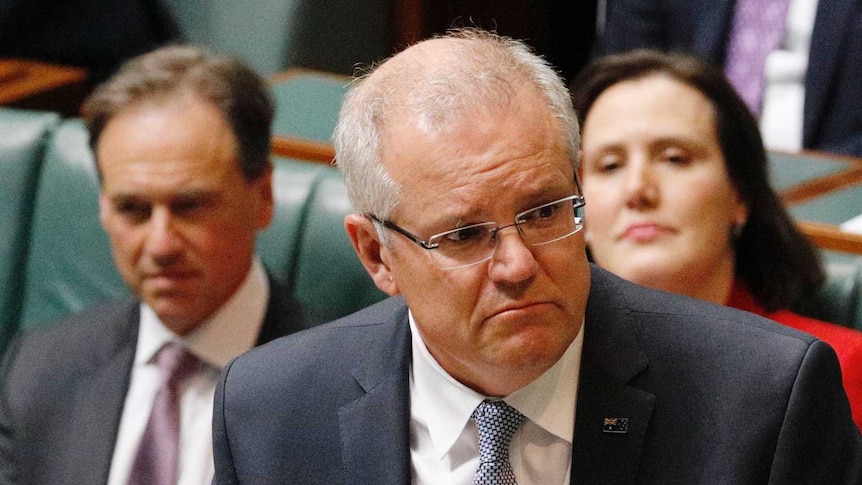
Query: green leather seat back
256 157 333 288
291 169 387 325
270 71 349 144
18 119 128 329
163 0 390 76
795 251 862 332
0 108 60 349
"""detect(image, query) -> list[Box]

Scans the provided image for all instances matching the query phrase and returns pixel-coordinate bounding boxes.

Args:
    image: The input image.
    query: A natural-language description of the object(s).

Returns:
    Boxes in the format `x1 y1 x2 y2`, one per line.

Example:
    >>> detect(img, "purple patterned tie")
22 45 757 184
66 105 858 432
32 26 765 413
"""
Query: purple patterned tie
129 342 200 485
724 0 792 115
471 400 526 485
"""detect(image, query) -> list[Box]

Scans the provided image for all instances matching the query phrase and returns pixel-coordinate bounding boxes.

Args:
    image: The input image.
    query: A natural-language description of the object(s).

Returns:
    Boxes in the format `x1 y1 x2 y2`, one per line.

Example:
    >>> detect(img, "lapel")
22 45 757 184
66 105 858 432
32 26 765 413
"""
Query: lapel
803 0 856 145
63 302 139 483
339 299 412 484
689 0 736 62
571 266 655 485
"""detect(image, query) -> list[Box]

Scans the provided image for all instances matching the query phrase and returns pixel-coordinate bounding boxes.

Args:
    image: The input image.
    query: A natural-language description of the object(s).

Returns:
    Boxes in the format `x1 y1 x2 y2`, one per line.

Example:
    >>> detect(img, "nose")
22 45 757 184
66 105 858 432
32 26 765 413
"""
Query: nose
624 160 658 209
144 207 183 264
487 225 539 284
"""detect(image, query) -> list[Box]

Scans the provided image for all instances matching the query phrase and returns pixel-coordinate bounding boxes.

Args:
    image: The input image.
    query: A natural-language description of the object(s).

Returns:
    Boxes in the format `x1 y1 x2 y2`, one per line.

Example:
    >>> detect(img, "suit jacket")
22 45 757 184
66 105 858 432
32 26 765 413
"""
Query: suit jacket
212 265 862 484
0 277 304 485
598 0 862 157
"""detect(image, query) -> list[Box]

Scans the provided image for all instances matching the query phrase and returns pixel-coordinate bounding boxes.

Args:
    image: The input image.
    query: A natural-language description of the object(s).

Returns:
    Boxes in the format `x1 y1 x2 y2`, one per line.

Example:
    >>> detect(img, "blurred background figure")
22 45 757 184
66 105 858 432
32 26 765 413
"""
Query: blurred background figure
571 49 862 428
0 45 305 484
597 0 862 157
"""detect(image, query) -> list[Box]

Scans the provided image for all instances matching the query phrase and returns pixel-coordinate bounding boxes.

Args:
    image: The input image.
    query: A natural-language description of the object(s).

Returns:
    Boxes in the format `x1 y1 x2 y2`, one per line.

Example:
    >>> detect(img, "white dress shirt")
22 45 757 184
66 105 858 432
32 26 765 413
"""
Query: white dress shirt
107 258 268 485
760 0 818 151
409 312 584 485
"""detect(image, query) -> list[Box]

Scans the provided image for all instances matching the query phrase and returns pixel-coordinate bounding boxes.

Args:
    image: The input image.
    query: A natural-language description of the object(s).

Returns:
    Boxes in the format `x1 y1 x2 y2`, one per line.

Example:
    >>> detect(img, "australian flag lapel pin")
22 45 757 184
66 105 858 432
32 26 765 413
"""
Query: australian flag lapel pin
603 417 629 434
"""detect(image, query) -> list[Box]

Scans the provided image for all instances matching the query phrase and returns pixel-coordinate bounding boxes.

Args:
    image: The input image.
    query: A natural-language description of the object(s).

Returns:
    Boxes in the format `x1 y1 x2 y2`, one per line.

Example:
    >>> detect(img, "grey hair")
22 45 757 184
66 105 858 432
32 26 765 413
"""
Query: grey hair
333 28 579 245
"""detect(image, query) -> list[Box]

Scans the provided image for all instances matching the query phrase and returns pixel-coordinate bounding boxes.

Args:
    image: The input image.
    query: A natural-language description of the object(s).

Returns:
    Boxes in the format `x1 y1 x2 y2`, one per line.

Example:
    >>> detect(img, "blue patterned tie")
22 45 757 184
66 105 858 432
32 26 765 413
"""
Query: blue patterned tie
471 400 526 485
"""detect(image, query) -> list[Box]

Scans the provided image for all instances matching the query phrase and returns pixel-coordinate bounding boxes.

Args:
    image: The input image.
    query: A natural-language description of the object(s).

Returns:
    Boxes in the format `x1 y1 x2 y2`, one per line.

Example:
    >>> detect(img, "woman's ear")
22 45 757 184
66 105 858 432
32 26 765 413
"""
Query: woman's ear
345 214 400 295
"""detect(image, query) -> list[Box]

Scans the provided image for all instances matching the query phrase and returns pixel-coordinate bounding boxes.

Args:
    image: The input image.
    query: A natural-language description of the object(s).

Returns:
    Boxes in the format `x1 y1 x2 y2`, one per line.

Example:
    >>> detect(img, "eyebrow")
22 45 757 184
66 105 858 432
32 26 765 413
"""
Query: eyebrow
107 187 219 204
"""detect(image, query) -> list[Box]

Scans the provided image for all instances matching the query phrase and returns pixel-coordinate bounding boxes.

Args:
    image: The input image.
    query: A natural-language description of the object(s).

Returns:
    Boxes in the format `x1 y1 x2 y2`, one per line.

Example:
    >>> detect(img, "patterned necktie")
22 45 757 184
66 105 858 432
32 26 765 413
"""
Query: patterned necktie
724 0 792 115
129 342 201 485
471 400 526 485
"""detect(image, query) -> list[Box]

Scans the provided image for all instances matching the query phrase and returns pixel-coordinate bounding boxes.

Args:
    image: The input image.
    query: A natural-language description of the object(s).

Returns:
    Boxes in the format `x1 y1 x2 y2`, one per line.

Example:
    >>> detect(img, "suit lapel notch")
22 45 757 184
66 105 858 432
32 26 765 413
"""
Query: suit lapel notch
339 363 412 484
339 307 412 484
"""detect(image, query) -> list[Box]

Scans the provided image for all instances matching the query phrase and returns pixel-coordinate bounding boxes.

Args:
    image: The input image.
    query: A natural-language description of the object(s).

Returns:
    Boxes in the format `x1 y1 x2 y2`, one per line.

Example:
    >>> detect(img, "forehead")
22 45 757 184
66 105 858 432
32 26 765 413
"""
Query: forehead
97 96 241 196
583 75 718 148
382 85 574 219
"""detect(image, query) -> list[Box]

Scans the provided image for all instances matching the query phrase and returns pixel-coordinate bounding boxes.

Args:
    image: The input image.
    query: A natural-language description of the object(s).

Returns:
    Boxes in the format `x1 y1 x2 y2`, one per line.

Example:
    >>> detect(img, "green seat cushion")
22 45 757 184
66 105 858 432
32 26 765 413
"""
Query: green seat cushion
0 108 60 350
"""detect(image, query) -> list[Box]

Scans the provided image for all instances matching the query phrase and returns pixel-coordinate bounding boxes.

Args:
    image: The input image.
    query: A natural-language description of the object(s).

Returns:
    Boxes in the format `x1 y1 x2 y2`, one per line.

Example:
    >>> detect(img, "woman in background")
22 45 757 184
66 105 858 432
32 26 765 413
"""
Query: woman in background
571 49 862 427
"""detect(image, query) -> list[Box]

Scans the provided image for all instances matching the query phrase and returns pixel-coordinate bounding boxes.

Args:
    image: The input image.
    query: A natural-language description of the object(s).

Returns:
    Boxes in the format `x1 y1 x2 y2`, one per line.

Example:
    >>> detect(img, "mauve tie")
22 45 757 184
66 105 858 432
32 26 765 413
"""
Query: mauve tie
724 0 792 115
129 342 200 485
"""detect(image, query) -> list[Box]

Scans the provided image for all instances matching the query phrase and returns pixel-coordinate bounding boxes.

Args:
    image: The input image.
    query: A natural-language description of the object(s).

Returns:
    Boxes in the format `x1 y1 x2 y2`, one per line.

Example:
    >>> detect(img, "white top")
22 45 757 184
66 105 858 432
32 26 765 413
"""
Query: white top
759 0 819 151
409 312 584 485
107 258 268 485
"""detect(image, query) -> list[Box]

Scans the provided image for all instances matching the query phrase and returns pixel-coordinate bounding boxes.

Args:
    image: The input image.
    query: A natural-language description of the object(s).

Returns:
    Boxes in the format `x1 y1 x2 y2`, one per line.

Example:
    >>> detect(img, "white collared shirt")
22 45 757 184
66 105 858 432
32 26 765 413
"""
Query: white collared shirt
107 258 269 485
409 312 584 485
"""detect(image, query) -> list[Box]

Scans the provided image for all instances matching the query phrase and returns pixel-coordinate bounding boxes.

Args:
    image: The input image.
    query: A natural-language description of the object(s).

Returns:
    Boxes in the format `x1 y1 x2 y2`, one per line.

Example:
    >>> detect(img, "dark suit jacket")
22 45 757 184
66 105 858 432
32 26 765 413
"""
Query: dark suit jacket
0 277 304 485
211 265 862 484
598 0 862 157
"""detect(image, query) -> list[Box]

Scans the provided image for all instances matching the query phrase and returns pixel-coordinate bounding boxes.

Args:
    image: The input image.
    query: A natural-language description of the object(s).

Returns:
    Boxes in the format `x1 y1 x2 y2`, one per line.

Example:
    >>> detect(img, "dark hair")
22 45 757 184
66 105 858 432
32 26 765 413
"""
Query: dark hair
82 45 274 180
570 49 823 311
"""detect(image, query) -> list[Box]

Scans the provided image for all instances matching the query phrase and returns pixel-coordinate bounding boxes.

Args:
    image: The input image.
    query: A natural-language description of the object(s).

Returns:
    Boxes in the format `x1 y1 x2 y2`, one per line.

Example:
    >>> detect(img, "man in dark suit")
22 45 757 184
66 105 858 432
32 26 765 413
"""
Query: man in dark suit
212 29 862 484
0 46 305 484
597 0 862 157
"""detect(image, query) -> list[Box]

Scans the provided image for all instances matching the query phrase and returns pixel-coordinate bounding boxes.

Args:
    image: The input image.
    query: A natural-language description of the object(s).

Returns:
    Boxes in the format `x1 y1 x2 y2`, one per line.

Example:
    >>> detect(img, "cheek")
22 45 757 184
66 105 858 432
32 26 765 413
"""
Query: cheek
582 182 616 232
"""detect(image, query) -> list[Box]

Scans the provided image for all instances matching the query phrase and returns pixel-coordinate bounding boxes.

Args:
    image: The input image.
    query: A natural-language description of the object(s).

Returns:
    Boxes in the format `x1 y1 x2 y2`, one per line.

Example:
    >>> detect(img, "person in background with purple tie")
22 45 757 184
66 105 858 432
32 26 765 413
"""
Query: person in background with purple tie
0 45 306 484
597 0 862 157
210 28 861 484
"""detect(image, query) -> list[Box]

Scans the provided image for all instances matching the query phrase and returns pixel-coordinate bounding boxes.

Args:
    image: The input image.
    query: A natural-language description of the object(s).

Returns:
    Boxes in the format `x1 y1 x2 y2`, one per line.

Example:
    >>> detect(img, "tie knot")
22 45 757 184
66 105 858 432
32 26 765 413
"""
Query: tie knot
471 400 526 464
156 342 200 386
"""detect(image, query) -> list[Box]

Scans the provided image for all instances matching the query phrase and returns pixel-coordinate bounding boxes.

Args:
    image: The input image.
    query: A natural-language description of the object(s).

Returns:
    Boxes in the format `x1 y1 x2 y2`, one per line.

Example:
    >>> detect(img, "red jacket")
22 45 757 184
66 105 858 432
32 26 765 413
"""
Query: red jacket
728 283 862 429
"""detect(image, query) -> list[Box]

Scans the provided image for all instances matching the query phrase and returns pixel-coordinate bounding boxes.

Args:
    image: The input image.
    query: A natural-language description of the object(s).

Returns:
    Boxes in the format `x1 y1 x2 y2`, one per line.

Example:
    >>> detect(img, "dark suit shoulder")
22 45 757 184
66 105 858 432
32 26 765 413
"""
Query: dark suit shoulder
1 299 138 400
588 264 816 345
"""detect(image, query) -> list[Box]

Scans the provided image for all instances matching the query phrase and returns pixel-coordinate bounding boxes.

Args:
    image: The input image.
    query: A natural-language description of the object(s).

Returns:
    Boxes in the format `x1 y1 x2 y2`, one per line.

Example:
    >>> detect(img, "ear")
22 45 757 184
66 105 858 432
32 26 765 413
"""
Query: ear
730 185 749 229
98 193 111 231
345 213 400 296
253 163 275 230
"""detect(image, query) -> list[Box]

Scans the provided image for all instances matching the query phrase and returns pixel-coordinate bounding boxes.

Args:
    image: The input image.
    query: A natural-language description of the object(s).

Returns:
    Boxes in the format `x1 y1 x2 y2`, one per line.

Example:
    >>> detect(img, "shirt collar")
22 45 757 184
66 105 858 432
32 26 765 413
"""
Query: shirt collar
409 311 583 461
137 258 269 369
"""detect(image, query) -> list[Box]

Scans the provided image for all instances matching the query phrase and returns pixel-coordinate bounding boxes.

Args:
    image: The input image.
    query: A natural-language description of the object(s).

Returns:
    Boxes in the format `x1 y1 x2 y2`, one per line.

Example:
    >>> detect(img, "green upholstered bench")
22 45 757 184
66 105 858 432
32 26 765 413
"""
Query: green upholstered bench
0 108 60 353
269 69 349 163
794 252 862 332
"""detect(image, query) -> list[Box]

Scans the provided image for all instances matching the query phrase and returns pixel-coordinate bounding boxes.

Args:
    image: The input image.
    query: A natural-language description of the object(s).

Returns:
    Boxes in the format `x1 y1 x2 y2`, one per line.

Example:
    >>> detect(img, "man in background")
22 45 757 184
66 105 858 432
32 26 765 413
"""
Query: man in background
598 0 862 157
0 45 304 484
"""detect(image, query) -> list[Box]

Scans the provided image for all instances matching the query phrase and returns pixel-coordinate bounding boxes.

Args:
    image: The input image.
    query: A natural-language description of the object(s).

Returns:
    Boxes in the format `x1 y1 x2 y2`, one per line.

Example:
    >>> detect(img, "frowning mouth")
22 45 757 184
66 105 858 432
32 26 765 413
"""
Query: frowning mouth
488 302 553 322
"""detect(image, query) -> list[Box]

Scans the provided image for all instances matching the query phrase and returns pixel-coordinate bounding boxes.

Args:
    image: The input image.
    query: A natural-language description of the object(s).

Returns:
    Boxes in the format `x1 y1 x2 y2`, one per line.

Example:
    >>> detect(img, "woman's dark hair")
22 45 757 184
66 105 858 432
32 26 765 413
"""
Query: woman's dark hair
570 49 823 311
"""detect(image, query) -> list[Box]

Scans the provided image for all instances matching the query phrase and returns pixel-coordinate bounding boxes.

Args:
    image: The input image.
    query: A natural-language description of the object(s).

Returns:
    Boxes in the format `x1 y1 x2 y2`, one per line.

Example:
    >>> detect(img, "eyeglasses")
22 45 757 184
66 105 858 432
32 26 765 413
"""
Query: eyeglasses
366 194 586 270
